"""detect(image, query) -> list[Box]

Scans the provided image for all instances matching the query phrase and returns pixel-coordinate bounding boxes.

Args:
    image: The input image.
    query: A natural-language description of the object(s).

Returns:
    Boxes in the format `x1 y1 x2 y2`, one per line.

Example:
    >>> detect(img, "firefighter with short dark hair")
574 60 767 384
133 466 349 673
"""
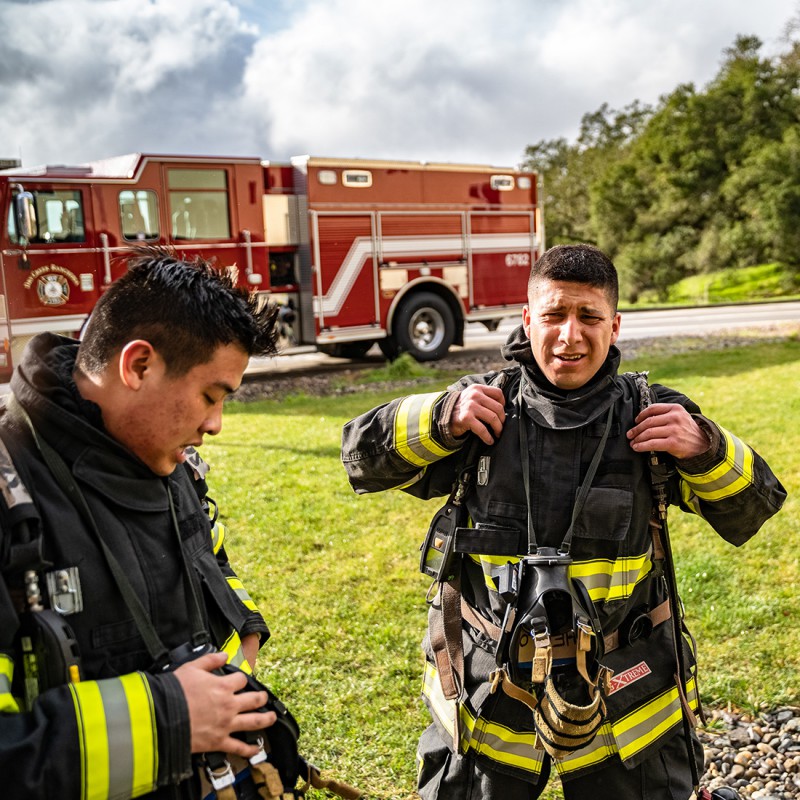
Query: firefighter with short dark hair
341 244 786 800
0 247 280 798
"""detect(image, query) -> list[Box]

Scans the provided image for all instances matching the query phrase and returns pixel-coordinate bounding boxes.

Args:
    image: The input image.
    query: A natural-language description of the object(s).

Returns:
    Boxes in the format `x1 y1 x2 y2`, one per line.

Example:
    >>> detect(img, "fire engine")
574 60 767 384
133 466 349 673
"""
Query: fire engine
0 153 543 379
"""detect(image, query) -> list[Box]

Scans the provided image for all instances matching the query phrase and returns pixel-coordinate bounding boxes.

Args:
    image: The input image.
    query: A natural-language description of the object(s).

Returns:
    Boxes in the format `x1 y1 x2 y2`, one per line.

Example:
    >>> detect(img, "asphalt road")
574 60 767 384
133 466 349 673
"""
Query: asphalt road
245 300 800 376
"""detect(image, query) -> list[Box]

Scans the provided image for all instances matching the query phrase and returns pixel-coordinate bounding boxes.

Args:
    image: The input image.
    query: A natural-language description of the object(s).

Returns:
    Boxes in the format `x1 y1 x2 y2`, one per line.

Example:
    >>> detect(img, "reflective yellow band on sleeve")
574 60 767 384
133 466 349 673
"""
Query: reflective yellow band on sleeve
69 673 158 800
0 654 19 713
394 392 454 467
211 520 226 555
678 425 754 501
226 577 259 612
221 630 252 675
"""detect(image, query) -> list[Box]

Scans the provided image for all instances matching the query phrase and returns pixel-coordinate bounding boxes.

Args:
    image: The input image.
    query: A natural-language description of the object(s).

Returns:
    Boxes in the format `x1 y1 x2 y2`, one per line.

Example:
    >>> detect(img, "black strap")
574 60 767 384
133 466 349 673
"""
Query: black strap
631 372 701 792
9 395 209 666
517 375 614 554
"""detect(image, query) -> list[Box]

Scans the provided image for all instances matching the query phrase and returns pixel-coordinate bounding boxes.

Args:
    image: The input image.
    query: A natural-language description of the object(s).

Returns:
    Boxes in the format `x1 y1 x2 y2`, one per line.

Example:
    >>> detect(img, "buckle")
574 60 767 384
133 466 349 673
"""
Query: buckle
204 757 235 791
249 735 268 766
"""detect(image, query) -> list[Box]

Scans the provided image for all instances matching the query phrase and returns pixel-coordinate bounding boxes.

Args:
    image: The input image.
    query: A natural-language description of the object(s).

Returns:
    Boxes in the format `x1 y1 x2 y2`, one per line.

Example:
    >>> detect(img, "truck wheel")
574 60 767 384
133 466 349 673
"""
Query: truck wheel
393 292 455 362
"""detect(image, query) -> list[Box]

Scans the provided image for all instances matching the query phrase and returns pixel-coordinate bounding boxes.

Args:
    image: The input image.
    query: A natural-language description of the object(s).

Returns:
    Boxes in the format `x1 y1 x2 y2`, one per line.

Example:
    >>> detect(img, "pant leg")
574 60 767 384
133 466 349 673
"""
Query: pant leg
417 723 551 800
561 731 704 800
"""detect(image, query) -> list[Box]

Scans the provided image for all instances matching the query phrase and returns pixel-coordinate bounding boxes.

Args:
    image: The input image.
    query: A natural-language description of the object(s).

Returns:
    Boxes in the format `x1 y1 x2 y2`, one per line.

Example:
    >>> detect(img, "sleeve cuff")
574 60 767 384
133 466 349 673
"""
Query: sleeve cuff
435 391 469 450
675 414 722 473
149 671 193 787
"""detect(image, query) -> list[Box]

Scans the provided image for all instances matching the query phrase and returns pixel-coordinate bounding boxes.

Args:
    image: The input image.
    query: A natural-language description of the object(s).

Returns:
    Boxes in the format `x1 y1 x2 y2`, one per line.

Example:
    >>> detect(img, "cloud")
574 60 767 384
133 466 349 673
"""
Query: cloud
0 0 261 164
0 0 794 168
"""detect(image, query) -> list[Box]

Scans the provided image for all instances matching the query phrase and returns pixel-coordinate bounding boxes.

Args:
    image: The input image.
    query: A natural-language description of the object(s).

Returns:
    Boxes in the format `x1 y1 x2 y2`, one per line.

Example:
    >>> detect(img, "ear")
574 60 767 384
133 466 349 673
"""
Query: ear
119 340 157 390
609 312 622 346
522 305 531 339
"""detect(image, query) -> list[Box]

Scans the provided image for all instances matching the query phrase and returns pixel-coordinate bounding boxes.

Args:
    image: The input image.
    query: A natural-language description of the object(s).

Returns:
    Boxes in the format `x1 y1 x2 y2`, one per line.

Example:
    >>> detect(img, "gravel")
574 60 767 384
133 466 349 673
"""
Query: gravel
700 707 800 799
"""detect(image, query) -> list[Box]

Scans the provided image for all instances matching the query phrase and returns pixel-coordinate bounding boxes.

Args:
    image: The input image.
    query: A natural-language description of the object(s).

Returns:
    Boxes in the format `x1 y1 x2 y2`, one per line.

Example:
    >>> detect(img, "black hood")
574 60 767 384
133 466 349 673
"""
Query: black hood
499 324 623 430
9 333 137 468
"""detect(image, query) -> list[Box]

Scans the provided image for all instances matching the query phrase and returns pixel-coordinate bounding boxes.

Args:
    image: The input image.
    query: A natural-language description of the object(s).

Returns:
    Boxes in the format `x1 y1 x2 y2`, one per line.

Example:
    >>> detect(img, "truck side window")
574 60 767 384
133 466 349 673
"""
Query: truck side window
119 190 159 241
167 169 231 240
16 190 86 244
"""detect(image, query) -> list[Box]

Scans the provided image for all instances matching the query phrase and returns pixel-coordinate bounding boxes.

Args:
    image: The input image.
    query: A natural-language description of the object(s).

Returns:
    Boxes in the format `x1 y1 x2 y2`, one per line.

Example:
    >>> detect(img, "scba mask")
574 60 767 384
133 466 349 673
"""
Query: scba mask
492 548 612 760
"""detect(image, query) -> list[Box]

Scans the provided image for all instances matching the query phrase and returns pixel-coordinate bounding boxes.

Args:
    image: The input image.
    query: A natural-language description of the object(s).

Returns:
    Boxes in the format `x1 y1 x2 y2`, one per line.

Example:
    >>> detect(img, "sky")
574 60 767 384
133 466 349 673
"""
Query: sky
0 0 796 170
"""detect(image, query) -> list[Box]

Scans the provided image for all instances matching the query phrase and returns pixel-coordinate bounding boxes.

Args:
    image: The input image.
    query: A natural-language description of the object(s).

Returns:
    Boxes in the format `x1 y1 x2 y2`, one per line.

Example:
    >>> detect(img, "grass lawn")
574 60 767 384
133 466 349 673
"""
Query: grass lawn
206 338 799 798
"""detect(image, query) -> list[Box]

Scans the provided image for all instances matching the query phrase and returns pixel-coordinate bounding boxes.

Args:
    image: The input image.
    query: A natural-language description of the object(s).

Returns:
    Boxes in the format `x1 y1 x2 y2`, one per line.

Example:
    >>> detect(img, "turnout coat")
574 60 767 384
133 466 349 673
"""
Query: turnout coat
0 333 269 800
341 327 786 783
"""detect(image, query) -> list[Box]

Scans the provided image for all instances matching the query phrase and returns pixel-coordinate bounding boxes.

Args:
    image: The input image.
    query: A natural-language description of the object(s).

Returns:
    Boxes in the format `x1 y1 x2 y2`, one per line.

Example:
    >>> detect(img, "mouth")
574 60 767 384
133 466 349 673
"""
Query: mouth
556 353 585 363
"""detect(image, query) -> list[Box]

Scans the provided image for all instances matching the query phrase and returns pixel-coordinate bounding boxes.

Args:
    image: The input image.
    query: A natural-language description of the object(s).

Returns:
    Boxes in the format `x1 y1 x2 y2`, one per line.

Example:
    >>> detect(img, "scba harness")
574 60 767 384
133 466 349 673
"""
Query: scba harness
421 371 615 760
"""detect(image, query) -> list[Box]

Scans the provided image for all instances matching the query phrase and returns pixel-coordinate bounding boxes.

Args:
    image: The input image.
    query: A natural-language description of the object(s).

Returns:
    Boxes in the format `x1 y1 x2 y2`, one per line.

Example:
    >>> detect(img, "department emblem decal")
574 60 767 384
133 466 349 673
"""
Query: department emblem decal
36 273 70 306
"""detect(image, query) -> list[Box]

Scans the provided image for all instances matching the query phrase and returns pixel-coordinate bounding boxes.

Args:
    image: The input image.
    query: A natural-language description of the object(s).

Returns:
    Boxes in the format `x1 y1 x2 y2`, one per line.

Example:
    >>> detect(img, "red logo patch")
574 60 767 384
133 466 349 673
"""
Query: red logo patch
608 661 652 694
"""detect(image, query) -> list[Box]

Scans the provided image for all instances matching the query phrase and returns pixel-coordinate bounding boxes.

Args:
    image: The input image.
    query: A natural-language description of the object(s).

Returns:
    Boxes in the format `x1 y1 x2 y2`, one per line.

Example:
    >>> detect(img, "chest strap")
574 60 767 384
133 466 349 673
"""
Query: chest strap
461 597 672 655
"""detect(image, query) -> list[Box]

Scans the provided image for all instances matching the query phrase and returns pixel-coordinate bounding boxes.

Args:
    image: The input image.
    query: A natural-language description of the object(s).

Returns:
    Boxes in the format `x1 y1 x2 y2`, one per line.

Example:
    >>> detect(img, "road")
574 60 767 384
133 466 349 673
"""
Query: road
245 300 800 376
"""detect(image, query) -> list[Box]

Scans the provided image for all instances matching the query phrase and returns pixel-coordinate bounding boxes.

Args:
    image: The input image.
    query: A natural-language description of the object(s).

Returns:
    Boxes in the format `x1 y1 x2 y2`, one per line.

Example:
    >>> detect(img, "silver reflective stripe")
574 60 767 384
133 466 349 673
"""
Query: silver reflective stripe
0 433 33 509
99 678 136 800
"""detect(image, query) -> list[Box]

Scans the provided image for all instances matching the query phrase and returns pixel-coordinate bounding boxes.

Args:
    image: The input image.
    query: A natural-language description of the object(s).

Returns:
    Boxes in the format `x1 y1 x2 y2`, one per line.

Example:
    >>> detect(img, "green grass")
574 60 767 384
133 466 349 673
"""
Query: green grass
207 339 800 798
629 261 800 308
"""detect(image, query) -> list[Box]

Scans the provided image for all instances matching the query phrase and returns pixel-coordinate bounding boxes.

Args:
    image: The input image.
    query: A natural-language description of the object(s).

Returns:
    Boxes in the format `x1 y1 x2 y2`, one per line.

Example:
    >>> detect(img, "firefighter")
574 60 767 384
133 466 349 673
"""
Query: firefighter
341 244 786 800
0 247 281 799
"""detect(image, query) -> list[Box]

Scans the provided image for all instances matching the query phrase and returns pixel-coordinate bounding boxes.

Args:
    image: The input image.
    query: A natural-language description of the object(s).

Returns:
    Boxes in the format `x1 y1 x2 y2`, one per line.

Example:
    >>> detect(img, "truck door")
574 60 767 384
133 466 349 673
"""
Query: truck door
1 183 104 373
311 211 378 332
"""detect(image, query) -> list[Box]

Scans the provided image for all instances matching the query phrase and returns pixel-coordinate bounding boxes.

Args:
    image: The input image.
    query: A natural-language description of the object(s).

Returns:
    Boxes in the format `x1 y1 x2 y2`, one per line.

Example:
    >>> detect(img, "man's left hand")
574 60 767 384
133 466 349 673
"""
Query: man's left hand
627 403 710 460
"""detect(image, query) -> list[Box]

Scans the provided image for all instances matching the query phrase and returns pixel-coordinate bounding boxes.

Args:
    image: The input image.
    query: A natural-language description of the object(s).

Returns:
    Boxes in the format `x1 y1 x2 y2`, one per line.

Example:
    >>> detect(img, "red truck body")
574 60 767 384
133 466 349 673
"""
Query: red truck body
0 153 543 377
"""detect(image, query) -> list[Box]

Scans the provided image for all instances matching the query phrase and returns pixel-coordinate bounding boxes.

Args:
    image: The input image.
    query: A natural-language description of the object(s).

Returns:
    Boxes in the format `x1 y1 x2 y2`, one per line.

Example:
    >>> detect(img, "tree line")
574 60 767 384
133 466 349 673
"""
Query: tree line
523 25 800 302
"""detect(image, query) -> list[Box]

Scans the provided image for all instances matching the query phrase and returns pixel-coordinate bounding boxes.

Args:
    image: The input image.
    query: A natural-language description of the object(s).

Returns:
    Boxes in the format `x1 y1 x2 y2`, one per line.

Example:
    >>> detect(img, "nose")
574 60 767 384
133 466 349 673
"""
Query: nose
201 404 223 437
558 315 583 345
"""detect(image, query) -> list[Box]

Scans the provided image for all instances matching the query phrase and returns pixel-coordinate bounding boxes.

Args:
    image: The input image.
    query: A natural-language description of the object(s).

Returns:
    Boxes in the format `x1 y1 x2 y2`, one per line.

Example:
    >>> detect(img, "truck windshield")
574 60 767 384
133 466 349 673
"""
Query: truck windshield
7 189 85 244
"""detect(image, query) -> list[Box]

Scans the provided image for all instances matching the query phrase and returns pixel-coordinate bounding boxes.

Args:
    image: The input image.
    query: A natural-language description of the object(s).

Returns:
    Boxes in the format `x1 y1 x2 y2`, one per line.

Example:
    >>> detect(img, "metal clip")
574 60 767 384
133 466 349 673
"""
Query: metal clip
477 455 490 486
46 567 83 615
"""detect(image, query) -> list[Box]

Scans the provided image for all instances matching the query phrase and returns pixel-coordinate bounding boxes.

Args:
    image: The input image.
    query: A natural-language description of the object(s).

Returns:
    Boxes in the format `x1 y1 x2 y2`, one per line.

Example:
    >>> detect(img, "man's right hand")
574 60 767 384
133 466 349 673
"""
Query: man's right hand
449 384 506 444
174 651 276 757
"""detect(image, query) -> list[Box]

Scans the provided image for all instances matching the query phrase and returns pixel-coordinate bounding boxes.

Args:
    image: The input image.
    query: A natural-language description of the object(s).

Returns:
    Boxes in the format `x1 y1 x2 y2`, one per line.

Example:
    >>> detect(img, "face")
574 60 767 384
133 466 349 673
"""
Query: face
112 342 249 476
522 279 621 390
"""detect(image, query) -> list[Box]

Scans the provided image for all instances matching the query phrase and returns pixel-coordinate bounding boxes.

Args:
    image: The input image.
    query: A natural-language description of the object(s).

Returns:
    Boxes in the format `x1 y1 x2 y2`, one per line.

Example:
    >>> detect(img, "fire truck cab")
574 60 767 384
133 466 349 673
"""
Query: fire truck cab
0 153 543 380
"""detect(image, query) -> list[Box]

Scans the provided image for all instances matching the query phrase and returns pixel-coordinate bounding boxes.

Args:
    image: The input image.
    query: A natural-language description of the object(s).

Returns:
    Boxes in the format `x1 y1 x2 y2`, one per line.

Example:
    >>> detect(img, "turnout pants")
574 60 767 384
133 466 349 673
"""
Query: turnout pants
417 723 704 800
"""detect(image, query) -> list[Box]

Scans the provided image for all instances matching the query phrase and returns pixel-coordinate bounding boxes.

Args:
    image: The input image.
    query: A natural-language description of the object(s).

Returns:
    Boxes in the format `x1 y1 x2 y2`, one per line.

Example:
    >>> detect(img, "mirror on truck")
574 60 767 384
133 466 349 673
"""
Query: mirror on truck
12 186 36 244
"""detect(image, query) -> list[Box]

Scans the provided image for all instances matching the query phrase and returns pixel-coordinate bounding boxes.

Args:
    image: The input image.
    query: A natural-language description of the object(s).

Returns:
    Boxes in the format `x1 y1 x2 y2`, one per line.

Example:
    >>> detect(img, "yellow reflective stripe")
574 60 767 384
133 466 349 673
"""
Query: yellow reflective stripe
0 654 19 713
552 722 617 775
69 674 158 800
221 630 252 675
394 393 454 467
570 554 652 603
471 553 652 602
120 673 159 797
422 661 545 776
210 520 226 555
678 426 754 501
227 577 258 612
612 677 698 761
470 554 520 591
679 481 704 516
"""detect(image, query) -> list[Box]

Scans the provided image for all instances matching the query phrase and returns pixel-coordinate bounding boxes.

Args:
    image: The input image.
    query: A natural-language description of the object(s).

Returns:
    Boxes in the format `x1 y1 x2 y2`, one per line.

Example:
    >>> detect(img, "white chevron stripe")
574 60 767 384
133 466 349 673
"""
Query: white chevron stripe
316 232 536 316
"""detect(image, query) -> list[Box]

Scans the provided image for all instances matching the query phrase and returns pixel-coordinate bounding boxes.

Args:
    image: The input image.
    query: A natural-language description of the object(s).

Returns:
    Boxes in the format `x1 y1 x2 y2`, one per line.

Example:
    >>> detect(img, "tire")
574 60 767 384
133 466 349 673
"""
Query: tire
392 292 456 362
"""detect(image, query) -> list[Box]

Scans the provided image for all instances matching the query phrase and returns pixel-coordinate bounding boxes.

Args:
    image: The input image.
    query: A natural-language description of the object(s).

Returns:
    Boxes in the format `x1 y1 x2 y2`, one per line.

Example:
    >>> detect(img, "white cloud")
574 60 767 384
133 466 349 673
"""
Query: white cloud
0 0 795 168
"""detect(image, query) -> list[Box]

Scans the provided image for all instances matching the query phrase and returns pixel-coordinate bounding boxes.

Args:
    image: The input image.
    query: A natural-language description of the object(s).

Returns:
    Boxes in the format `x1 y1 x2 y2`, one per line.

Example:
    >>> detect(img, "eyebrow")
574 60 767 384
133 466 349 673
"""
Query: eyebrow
212 380 239 396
